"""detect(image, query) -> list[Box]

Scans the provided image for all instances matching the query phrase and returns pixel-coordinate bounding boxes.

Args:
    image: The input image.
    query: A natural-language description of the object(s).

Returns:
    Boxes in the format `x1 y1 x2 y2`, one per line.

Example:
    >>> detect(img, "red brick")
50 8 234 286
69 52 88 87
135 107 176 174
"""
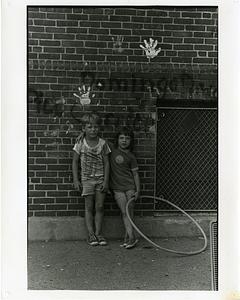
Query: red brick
193 57 213 63
83 7 104 14
66 28 88 33
186 25 206 31
144 24 163 30
182 12 202 18
36 158 58 164
115 8 137 15
146 10 167 17
39 54 60 60
68 14 88 21
35 184 57 190
54 33 75 40
34 19 55 26
28 12 46 19
76 34 97 40
29 204 45 210
36 171 58 177
29 151 46 157
57 211 79 216
172 57 192 63
132 29 152 36
33 198 54 205
164 24 184 31
28 7 40 12
184 38 204 44
48 165 69 171
34 211 56 216
28 191 46 197
57 20 78 27
110 29 131 35
46 13 66 19
174 44 193 50
205 38 217 44
194 45 213 51
195 19 215 25
85 41 107 48
32 33 53 39
46 27 65 33
194 32 214 38
174 18 194 24
46 204 67 210
178 51 197 57
84 55 105 61
28 26 44 32
47 191 68 197
80 21 100 27
61 54 83 60
39 40 61 46
89 28 109 34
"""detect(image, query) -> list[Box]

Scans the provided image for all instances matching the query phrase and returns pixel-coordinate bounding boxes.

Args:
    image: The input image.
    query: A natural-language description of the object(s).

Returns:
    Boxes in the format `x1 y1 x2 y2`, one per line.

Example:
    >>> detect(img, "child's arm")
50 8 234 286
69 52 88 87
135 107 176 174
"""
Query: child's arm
132 170 140 200
72 152 82 190
101 154 110 193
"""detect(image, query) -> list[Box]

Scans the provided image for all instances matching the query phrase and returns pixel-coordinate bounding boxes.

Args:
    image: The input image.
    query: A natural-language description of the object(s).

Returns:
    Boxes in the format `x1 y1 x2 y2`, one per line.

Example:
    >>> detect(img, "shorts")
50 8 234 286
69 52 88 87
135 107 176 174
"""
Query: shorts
113 190 135 203
81 176 104 196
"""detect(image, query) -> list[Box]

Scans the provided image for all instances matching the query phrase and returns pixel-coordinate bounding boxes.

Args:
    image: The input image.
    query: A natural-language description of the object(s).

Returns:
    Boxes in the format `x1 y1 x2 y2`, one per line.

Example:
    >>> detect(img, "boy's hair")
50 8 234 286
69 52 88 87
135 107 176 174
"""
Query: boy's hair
115 127 135 151
81 113 101 127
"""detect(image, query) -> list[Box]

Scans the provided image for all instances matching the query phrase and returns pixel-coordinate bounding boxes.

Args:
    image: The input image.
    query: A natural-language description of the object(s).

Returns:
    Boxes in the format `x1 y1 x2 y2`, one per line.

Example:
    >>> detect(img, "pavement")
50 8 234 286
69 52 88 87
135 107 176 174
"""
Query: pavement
28 237 212 290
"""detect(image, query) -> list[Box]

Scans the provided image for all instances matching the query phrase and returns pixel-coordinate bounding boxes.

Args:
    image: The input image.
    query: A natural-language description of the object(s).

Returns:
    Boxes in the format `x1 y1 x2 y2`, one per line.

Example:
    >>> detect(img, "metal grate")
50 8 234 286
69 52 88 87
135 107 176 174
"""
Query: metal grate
155 107 217 211
210 221 218 290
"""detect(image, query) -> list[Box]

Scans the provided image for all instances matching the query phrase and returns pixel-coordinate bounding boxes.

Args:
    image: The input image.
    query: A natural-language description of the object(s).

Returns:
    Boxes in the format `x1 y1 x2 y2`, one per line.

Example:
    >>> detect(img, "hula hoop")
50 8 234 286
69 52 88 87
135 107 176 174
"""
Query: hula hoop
126 196 208 256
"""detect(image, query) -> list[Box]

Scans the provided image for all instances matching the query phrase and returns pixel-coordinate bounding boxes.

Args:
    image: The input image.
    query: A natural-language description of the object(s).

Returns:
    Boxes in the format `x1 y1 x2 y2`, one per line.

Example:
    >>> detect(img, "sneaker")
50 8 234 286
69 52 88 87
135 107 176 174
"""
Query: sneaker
96 235 107 246
120 237 129 248
88 234 99 246
125 239 139 249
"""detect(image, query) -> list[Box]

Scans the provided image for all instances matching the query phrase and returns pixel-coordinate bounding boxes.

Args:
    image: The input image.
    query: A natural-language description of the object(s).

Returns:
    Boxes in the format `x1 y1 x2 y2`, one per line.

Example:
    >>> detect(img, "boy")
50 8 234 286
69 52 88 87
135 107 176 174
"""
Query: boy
72 113 111 246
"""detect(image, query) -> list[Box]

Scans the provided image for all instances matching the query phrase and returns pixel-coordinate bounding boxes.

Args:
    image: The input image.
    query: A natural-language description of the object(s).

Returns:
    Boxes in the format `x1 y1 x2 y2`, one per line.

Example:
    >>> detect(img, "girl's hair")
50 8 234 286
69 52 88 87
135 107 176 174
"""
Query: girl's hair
81 113 101 126
115 127 134 151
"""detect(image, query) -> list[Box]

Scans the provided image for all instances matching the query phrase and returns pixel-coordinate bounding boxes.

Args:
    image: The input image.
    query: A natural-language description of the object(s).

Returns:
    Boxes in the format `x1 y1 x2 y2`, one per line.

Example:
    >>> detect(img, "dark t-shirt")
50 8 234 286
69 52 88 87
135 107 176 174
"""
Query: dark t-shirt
109 144 138 191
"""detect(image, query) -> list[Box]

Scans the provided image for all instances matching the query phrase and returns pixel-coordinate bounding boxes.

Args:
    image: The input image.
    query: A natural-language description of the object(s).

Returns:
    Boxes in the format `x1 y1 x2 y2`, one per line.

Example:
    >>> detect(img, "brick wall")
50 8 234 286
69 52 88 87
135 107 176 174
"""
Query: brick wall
28 6 218 217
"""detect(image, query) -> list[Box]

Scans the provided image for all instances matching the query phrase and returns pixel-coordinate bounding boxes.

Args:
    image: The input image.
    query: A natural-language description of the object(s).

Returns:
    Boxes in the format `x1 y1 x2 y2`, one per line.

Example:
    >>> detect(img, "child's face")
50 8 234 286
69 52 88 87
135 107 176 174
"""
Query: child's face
118 134 131 150
83 122 99 139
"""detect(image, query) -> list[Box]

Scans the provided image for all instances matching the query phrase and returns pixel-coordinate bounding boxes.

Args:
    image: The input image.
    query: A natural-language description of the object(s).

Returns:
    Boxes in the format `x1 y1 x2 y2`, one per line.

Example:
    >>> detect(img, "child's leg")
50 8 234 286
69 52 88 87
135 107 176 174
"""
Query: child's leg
84 195 95 236
125 190 136 240
114 191 135 241
94 191 105 236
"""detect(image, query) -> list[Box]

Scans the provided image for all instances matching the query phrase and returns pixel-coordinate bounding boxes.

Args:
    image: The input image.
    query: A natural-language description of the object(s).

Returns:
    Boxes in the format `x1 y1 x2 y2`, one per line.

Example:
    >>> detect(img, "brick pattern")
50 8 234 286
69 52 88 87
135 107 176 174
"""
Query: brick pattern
28 6 218 217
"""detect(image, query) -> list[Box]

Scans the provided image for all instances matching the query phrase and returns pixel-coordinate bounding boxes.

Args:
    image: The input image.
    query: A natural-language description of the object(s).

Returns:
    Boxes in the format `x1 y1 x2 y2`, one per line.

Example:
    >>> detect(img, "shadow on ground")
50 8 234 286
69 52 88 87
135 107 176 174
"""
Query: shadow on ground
28 237 212 290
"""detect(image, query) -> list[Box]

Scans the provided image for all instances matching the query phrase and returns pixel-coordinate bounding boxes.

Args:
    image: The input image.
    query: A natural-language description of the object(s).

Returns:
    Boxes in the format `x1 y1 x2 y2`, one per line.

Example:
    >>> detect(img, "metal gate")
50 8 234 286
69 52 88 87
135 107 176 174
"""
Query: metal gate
210 221 218 290
155 103 218 211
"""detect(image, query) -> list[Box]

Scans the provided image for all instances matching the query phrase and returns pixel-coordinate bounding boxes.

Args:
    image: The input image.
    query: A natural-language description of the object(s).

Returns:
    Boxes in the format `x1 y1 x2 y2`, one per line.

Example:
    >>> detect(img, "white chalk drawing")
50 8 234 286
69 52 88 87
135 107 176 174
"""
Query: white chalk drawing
73 84 95 105
112 35 124 53
140 38 161 60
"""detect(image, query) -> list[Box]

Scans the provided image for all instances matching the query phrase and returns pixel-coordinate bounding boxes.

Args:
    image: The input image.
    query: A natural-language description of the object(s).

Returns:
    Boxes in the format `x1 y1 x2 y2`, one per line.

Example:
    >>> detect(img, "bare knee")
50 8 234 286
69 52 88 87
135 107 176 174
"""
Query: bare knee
121 211 127 218
95 203 104 213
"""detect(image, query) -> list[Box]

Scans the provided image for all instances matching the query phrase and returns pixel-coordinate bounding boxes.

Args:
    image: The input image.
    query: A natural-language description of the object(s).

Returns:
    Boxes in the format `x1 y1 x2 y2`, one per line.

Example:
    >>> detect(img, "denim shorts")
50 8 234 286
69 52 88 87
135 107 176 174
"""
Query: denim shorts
81 176 104 196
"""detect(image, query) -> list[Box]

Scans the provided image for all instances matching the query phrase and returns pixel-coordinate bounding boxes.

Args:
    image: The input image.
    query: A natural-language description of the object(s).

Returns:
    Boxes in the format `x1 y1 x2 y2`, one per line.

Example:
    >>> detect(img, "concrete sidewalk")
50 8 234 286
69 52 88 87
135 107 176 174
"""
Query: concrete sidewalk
28 237 212 290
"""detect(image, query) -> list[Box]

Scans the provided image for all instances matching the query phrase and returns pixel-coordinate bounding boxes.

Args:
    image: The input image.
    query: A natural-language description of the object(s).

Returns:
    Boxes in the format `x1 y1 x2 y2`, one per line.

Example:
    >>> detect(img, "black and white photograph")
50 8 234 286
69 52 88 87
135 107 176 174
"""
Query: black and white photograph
26 4 218 290
1 1 240 299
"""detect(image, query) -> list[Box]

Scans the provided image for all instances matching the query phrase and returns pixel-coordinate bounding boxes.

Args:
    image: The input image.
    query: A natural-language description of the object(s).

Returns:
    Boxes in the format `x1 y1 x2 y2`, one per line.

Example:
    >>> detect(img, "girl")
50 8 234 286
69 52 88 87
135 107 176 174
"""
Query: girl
109 127 140 249
72 113 111 246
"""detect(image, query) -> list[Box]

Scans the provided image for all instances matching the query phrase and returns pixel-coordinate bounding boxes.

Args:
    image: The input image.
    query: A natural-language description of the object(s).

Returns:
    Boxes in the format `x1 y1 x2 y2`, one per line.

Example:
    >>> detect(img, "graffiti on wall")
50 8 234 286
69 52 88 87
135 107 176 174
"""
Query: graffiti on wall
29 70 217 145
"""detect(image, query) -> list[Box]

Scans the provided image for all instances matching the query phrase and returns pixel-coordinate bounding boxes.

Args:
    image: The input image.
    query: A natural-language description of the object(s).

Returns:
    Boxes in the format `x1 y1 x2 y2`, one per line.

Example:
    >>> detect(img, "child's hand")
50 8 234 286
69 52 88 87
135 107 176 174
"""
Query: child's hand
100 181 108 193
76 132 84 143
134 191 140 201
73 180 82 191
